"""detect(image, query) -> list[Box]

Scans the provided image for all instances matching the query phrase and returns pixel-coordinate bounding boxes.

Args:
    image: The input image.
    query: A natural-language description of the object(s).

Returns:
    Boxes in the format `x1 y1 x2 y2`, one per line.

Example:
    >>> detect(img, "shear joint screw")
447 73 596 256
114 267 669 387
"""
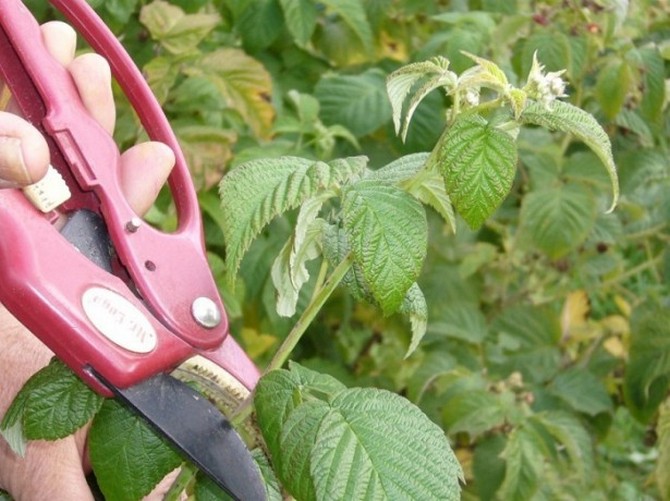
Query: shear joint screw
126 217 142 233
191 297 221 329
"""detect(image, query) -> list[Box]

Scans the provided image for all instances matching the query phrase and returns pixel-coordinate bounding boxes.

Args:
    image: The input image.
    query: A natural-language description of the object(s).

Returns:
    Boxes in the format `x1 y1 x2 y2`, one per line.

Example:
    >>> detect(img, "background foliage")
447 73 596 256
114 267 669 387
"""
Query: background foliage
16 0 670 499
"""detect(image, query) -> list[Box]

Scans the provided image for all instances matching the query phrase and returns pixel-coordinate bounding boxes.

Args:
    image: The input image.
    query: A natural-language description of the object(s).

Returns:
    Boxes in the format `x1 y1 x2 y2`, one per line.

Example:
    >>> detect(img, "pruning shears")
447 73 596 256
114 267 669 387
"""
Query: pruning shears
0 1 265 499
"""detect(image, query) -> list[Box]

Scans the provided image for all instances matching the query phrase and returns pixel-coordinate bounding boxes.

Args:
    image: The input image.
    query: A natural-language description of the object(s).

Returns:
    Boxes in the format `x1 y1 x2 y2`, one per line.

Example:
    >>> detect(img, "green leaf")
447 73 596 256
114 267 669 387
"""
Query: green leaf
532 412 594 480
194 472 234 501
367 154 456 232
624 304 670 422
521 30 573 78
319 0 374 55
89 399 182 501
140 1 220 54
279 0 318 46
490 305 561 383
406 170 456 233
436 114 518 229
399 283 428 357
595 60 633 120
459 51 510 93
255 363 347 470
520 100 619 212
310 388 463 500
256 364 462 500
548 367 613 416
280 399 331 500
498 425 544 501
519 183 597 259
442 389 506 436
21 360 103 441
368 153 430 184
219 156 365 281
637 47 666 131
236 0 283 51
271 196 329 317
316 69 393 137
473 435 507 500
386 57 457 142
342 180 428 315
430 302 488 344
0 358 103 450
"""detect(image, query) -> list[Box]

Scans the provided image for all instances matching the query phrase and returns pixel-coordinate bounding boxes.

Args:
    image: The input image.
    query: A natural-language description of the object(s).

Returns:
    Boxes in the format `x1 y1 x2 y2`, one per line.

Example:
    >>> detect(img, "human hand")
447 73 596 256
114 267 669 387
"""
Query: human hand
0 21 175 500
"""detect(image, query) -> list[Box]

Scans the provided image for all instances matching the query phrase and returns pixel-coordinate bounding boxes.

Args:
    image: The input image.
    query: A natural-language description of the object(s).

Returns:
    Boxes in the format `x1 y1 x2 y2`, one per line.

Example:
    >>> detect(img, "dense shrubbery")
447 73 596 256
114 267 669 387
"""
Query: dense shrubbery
8 0 670 499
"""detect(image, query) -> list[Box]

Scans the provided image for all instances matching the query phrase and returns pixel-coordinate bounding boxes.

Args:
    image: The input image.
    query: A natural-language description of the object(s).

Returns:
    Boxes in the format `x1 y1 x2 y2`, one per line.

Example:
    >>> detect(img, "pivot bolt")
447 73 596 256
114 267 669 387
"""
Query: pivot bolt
191 297 221 329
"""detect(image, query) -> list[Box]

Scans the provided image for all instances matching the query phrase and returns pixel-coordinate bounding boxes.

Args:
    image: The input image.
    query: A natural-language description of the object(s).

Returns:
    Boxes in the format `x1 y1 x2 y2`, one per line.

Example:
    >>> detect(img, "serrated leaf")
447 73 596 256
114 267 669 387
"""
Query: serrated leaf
310 388 463 500
368 153 430 184
320 0 374 55
89 399 182 501
188 48 274 139
140 1 220 54
624 304 670 422
637 47 666 131
548 367 613 416
236 0 283 51
596 60 632 120
316 69 392 137
322 222 375 304
386 57 456 142
436 114 517 229
342 180 428 315
459 51 510 92
519 183 596 259
521 30 573 78
174 124 236 190
430 302 488 344
367 154 456 232
1 358 102 449
255 363 347 471
442 390 505 436
520 100 619 211
279 0 317 46
22 360 103 441
220 156 365 281
532 411 594 479
271 196 329 317
491 305 561 383
280 400 331 500
399 283 428 357
498 425 544 501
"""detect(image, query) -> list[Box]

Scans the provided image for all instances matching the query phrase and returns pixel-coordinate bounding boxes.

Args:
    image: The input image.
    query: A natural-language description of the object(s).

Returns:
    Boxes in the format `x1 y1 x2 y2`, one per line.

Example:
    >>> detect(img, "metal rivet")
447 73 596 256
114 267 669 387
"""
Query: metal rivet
191 297 221 329
126 217 142 233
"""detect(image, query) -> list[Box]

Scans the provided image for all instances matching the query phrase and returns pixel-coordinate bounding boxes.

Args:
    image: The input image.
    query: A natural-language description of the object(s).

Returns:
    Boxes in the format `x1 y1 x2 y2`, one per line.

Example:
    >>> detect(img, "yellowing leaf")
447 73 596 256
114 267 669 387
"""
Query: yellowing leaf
190 48 275 139
560 290 590 338
614 294 632 317
176 125 237 190
241 328 278 359
603 337 626 359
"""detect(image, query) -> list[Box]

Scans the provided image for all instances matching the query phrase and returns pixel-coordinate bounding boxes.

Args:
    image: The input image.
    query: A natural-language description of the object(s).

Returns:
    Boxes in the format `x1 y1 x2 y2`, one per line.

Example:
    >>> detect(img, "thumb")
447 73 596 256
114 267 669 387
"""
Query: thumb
0 111 49 189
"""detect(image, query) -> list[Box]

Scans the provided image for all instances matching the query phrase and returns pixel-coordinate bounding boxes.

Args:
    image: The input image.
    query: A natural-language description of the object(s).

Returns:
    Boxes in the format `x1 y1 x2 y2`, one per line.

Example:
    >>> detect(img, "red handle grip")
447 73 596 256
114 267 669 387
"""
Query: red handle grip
0 0 260 393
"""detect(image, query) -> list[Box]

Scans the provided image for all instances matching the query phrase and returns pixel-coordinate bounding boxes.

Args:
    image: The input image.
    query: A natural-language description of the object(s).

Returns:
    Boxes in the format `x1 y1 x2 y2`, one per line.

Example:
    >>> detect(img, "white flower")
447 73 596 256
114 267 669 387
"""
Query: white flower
464 88 480 107
525 51 568 108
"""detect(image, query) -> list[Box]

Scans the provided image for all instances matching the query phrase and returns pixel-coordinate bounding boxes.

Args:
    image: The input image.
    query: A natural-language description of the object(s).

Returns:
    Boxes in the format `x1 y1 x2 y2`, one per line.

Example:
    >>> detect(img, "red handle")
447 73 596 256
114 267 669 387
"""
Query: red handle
0 0 260 393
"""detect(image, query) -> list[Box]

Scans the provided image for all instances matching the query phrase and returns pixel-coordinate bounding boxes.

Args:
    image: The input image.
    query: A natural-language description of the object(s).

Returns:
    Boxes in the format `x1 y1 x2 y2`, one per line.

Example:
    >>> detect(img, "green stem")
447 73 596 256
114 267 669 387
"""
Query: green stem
600 254 664 290
230 253 354 425
164 463 197 501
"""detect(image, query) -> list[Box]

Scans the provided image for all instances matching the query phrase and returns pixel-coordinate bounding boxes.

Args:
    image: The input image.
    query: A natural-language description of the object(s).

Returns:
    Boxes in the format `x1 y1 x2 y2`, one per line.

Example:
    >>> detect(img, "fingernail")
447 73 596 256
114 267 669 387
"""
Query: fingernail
0 135 31 186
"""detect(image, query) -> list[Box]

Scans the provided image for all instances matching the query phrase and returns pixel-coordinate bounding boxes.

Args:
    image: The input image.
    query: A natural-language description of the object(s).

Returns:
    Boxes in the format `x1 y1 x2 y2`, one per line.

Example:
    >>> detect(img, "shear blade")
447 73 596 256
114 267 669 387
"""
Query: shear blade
103 372 266 501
